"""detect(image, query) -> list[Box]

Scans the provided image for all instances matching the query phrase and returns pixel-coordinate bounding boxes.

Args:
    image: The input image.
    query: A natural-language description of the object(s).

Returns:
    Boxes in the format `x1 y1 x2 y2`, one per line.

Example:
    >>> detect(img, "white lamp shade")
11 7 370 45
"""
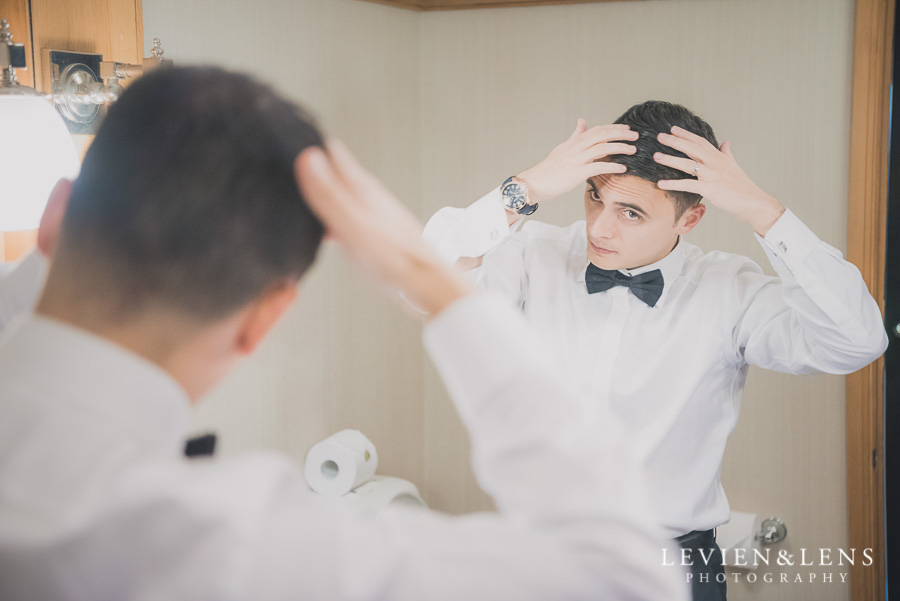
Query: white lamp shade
0 96 81 232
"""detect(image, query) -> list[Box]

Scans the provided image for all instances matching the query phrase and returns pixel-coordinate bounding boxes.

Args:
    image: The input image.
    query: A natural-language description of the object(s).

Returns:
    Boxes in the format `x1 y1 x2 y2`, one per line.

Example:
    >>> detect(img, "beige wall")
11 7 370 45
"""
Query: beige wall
142 0 427 487
145 1 858 599
419 1 856 600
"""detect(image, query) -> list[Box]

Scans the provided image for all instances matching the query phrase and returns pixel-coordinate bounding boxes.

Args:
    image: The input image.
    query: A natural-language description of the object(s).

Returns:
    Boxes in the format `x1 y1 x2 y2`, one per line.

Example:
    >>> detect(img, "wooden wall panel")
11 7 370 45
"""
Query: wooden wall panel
29 0 144 93
0 0 33 87
846 0 893 600
362 0 427 9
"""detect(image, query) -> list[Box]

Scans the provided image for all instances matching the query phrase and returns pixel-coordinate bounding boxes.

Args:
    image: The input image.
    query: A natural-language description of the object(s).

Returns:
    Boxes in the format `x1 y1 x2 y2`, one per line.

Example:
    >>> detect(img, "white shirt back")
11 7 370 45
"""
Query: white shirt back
0 298 686 601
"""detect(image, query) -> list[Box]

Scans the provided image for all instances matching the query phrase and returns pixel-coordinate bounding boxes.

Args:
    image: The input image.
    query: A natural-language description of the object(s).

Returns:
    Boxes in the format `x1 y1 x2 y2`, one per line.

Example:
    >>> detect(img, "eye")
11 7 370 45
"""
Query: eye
623 210 642 221
589 188 601 201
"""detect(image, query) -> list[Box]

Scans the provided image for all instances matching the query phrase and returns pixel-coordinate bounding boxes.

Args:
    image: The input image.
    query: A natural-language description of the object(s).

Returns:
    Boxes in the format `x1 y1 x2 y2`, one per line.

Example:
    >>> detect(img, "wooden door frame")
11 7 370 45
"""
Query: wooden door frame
847 1 893 600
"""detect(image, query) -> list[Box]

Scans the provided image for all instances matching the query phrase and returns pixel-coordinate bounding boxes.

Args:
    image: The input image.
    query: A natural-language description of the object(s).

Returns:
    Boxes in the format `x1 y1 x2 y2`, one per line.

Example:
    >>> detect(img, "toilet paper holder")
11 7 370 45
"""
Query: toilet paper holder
753 517 787 545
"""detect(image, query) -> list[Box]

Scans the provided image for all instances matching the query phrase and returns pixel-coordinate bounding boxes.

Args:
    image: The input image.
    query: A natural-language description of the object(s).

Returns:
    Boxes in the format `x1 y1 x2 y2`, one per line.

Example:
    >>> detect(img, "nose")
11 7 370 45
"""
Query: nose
589 207 618 241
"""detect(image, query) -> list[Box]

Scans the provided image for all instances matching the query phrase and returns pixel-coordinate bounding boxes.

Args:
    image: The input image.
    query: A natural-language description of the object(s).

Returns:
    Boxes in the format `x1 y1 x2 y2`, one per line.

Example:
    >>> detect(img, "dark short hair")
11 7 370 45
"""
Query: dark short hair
608 100 718 220
57 66 325 321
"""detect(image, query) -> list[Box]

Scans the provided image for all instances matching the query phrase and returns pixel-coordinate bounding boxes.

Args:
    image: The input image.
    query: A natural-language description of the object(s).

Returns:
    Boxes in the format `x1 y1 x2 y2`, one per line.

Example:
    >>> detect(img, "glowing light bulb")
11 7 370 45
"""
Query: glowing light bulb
0 96 80 231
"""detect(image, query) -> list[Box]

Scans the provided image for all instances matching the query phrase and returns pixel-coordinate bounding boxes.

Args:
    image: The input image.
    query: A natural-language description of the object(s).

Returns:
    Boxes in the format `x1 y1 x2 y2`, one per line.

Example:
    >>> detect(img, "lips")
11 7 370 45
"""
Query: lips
589 241 615 255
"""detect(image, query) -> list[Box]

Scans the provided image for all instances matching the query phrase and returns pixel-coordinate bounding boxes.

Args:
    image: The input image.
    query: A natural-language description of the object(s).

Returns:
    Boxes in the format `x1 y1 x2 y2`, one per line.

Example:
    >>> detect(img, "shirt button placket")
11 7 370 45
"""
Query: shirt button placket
589 287 630 408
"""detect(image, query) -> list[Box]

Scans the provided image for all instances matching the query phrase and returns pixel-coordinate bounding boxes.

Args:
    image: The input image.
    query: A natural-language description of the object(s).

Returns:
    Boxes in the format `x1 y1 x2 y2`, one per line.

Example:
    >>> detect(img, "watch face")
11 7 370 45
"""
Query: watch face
503 183 527 210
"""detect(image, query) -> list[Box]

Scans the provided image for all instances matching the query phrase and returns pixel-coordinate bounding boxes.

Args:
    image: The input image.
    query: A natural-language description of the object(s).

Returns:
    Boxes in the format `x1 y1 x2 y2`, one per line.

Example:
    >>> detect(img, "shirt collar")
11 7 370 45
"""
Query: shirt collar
0 314 191 456
573 237 687 308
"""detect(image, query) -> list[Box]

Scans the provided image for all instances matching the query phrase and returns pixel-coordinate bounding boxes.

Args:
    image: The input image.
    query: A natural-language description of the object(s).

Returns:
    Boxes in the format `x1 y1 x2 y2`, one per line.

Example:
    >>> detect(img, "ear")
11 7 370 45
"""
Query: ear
675 202 706 235
38 178 73 257
235 284 299 355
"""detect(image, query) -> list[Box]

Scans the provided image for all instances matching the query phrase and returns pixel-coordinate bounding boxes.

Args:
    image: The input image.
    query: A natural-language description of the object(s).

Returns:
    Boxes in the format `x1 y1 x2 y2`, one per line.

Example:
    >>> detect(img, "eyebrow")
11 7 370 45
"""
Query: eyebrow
587 180 649 217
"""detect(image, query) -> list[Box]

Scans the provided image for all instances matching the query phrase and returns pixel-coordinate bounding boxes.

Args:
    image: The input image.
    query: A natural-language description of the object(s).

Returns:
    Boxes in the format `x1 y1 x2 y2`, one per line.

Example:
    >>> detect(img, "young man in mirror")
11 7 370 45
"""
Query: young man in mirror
423 100 889 601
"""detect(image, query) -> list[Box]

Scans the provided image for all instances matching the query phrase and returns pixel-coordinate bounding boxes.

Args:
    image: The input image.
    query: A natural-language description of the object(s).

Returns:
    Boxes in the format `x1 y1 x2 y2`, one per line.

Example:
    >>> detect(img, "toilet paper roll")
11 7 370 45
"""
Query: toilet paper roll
342 475 427 519
304 430 379 497
719 511 762 571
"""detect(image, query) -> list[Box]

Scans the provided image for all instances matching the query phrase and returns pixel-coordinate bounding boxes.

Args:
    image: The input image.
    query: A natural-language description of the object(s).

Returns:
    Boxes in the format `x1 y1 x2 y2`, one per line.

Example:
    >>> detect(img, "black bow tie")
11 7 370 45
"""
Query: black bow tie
585 264 664 307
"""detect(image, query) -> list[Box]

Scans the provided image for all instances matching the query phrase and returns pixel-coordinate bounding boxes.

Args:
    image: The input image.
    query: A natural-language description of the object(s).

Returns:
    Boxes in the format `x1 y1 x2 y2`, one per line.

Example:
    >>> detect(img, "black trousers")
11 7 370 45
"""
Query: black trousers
676 529 727 601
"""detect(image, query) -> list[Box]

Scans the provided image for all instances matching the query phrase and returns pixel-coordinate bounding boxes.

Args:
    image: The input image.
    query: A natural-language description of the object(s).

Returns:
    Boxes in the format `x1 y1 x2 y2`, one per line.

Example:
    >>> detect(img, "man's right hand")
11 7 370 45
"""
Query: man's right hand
516 119 638 205
295 141 475 318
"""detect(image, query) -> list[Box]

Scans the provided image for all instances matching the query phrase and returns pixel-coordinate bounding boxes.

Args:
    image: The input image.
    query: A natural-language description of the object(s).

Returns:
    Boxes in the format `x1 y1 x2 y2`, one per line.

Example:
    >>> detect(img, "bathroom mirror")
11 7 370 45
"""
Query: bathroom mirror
143 2 863 599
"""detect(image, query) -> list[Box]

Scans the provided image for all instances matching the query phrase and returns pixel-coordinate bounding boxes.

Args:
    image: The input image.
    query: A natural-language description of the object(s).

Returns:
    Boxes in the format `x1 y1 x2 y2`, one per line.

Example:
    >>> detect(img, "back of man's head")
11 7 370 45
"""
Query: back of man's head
607 100 718 219
51 66 325 323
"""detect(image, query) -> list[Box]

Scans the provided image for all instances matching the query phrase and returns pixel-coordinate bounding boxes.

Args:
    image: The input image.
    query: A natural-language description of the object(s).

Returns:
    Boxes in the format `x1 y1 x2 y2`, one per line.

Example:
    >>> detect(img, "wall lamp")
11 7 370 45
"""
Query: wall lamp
0 18 171 233
1 18 79 232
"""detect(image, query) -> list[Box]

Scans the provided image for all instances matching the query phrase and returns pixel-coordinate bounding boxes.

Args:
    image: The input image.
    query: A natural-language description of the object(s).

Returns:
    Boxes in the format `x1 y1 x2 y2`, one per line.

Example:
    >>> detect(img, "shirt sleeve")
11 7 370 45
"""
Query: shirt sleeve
422 189 533 309
422 187 518 264
0 250 47 333
246 293 686 601
467 232 531 309
732 209 888 374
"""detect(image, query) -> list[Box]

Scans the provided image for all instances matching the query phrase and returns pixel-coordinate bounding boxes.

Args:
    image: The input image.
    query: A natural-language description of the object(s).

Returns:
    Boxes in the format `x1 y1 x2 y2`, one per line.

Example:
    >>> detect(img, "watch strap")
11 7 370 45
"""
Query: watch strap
518 202 538 216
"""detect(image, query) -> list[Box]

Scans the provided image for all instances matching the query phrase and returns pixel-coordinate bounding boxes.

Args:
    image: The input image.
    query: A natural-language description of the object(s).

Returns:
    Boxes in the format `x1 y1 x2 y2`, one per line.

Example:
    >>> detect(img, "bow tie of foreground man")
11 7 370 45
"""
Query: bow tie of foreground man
423 104 889 601
0 67 685 601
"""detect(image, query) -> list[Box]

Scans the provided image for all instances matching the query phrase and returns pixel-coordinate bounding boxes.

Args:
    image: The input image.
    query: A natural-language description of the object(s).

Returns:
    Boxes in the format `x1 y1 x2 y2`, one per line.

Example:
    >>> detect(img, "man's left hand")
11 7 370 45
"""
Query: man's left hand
295 141 474 318
653 126 785 236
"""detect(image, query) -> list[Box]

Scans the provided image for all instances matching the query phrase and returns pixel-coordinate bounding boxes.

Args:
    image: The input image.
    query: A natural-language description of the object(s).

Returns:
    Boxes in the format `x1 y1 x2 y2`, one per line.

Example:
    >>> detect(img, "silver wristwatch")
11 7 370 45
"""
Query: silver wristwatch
500 176 538 216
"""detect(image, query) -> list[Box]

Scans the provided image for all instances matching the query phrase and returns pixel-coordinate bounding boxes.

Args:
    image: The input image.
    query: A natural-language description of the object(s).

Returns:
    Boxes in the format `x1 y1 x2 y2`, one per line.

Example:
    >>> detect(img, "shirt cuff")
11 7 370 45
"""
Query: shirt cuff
754 209 821 271
462 187 514 253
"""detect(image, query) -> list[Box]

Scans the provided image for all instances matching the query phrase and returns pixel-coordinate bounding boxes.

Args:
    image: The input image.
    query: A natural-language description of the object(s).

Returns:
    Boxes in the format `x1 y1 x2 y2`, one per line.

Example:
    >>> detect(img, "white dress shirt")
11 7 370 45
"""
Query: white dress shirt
424 188 889 538
0 278 685 599
0 251 46 332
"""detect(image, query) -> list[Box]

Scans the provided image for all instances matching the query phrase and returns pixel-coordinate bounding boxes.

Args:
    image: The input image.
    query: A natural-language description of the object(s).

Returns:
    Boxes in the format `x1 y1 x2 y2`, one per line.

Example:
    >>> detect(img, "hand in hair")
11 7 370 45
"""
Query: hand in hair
654 126 785 236
295 141 474 317
516 119 638 206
